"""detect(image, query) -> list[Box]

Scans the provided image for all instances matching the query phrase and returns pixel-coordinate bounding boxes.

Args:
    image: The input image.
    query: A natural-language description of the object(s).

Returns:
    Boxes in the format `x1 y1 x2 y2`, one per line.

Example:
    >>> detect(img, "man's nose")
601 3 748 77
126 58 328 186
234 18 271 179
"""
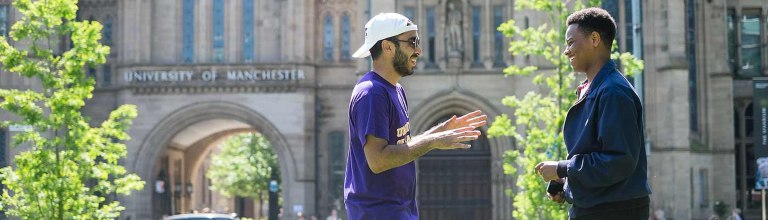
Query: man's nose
414 46 422 57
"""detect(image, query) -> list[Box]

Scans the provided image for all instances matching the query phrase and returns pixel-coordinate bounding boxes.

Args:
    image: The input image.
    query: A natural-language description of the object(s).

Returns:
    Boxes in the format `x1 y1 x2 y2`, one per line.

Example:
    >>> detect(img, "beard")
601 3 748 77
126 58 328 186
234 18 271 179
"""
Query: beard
392 47 415 77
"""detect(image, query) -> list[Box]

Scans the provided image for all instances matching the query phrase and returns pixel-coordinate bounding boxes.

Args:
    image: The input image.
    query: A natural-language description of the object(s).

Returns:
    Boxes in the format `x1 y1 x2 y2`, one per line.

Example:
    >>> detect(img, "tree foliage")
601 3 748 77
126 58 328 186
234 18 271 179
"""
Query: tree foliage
0 0 144 219
207 133 279 199
487 0 644 219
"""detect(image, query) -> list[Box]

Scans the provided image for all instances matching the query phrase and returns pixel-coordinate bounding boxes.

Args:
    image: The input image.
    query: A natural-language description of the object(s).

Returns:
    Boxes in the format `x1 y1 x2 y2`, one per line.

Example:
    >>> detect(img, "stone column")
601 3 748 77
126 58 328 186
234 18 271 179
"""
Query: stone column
645 0 693 219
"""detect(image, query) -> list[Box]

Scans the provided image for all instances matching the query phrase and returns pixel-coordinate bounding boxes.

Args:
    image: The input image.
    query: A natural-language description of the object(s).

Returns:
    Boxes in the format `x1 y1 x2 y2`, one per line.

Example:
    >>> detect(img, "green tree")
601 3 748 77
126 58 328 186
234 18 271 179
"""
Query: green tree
0 0 144 219
487 0 644 219
207 133 279 203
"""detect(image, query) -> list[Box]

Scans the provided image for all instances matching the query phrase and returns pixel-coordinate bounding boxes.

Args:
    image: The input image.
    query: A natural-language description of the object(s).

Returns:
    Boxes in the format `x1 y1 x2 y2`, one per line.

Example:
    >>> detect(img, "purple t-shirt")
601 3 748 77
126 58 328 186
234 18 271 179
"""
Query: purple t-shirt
344 71 416 220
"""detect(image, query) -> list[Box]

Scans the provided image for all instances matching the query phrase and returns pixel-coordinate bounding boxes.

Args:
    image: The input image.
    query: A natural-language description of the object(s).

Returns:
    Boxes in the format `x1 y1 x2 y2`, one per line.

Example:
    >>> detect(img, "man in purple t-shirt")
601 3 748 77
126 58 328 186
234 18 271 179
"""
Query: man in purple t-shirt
344 13 488 220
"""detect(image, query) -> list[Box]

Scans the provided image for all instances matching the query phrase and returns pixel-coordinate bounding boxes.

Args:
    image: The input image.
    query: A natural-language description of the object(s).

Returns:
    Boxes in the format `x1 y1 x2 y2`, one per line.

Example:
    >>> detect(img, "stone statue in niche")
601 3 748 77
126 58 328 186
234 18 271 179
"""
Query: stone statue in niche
446 1 463 54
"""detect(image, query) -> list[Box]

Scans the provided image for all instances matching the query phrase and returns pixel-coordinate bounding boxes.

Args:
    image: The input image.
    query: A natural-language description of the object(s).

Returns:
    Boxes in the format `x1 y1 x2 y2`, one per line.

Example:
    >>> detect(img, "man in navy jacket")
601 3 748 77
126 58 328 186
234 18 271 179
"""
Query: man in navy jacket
534 8 651 220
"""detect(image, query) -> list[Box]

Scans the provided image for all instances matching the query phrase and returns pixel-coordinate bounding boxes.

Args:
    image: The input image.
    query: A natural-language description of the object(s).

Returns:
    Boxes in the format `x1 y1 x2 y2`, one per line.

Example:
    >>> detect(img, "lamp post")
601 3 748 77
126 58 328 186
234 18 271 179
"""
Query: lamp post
174 181 182 213
174 181 182 197
184 182 193 214
186 182 193 196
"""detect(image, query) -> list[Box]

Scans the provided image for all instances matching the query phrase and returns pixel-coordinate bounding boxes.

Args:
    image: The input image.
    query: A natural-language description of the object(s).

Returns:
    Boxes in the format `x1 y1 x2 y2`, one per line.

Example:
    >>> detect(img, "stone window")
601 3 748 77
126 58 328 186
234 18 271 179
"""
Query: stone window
698 168 709 207
0 129 6 168
728 8 765 78
492 6 504 67
739 10 762 77
103 15 112 47
686 0 698 132
622 0 635 54
472 6 481 64
403 6 415 22
340 13 351 61
88 67 97 82
212 0 225 63
602 0 620 46
103 64 111 86
0 5 7 37
426 7 436 64
727 9 737 73
182 0 195 63
323 13 333 61
243 0 255 62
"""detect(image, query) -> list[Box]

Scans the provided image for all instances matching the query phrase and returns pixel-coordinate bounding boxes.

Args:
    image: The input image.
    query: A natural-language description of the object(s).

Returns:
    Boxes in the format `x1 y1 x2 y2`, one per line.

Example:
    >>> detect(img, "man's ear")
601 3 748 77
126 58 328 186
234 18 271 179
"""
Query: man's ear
382 40 395 56
590 31 601 48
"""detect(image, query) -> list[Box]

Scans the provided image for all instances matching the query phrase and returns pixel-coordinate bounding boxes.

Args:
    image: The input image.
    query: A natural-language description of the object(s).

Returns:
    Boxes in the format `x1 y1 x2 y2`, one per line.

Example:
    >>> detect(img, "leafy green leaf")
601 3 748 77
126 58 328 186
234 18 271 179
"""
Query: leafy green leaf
207 133 279 199
0 0 144 218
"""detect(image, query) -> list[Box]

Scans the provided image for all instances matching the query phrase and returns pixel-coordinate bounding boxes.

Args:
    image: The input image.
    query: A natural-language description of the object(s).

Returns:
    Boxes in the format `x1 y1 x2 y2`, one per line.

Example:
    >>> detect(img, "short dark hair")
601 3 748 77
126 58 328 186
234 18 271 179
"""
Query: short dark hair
369 36 400 60
566 7 616 50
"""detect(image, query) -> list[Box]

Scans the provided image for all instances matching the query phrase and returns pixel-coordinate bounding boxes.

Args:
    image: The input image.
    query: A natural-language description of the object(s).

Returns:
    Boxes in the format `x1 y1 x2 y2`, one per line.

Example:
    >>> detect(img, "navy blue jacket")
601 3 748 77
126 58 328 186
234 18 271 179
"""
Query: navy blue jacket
556 60 651 214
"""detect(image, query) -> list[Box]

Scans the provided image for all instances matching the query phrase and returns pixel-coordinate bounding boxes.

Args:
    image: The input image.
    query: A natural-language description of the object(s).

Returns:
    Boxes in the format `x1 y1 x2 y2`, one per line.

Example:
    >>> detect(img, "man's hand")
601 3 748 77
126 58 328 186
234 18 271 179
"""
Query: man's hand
431 110 487 134
428 126 482 150
535 161 560 181
547 191 565 204
547 178 565 204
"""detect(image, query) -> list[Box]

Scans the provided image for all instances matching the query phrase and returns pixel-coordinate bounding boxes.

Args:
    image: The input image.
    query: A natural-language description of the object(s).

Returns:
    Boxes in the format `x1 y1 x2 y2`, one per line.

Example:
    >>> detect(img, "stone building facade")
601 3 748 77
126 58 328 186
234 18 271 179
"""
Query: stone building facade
643 0 765 219
0 0 763 219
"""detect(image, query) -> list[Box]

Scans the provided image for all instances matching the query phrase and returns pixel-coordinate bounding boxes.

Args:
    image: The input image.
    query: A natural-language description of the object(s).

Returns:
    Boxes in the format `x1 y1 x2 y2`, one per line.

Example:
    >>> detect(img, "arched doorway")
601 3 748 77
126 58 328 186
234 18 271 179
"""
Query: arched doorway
417 114 492 220
151 121 282 219
408 91 515 220
129 101 297 220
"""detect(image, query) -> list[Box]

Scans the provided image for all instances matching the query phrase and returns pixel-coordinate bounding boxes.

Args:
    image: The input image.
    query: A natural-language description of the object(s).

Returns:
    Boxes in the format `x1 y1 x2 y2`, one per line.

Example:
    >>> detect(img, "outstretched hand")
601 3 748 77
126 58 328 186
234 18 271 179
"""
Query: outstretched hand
432 110 487 134
429 126 482 150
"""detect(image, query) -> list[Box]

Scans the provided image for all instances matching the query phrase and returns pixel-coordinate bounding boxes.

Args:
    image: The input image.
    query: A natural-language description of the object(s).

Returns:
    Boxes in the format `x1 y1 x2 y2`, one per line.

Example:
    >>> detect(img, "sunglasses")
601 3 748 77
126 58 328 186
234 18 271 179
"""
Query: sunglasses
387 37 420 49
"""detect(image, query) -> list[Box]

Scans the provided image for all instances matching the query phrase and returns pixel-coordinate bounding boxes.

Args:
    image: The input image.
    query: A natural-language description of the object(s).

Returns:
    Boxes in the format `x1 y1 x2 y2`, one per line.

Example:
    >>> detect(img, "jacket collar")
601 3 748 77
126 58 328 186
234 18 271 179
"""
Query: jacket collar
587 60 617 92
572 60 617 106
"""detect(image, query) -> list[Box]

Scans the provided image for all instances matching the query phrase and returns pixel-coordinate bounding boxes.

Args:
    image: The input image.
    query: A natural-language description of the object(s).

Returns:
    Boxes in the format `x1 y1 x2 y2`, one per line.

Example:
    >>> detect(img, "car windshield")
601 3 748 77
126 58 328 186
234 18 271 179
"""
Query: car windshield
174 217 232 220
173 218 232 220
168 215 234 220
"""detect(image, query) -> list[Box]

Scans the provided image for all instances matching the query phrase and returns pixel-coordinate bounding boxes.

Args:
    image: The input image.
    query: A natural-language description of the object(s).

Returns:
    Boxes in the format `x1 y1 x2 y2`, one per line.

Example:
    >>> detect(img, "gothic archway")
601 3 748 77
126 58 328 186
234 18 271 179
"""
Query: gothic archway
126 101 296 219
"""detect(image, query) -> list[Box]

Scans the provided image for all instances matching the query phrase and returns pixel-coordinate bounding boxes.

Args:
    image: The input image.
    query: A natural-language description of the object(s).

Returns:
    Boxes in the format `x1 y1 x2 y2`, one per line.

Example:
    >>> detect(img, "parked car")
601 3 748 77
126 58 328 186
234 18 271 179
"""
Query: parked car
168 213 237 220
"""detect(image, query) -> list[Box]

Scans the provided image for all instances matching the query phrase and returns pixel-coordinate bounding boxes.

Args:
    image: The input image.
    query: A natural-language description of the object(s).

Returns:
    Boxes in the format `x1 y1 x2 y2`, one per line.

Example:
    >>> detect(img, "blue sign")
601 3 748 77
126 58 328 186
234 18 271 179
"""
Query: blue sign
269 180 278 193
754 78 768 189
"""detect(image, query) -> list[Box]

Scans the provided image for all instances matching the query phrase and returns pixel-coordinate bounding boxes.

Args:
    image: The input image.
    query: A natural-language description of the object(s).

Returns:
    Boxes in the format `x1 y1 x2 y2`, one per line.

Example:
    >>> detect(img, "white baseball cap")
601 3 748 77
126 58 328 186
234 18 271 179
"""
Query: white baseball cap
352 13 418 58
